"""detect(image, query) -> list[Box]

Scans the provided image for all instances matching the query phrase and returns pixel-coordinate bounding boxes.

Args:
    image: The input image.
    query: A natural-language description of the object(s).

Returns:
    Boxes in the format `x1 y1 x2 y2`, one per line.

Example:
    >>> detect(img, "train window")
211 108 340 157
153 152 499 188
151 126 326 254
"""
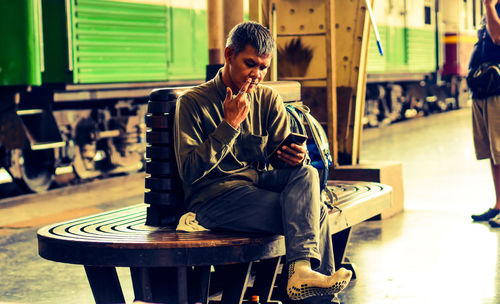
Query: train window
424 6 431 25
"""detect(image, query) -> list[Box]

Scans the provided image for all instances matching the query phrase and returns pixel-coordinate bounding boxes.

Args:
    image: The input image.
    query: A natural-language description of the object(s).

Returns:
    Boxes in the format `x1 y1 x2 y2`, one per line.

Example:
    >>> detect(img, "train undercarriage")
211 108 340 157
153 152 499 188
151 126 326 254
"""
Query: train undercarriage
0 84 156 193
363 74 470 127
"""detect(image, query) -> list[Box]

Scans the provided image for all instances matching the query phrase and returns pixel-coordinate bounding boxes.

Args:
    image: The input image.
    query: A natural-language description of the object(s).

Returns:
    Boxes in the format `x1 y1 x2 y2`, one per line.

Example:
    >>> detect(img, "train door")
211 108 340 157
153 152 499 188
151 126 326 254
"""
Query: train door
168 0 208 80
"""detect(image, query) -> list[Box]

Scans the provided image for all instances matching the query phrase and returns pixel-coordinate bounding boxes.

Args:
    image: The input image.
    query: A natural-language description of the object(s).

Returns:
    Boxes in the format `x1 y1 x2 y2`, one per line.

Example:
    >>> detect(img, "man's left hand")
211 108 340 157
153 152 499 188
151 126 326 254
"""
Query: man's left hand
277 143 307 166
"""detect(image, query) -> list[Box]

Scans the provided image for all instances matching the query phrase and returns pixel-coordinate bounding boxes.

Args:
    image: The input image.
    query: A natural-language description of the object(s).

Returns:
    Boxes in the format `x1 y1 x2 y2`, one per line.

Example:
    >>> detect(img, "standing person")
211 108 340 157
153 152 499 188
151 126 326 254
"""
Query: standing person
174 21 352 301
470 0 500 228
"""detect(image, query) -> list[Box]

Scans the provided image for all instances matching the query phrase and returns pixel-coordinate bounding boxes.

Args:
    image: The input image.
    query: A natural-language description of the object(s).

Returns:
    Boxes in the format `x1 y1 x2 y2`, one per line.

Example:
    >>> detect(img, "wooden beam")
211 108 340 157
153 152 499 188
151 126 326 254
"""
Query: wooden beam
223 0 244 40
249 0 263 23
352 0 373 164
208 0 224 65
334 0 371 165
325 0 338 163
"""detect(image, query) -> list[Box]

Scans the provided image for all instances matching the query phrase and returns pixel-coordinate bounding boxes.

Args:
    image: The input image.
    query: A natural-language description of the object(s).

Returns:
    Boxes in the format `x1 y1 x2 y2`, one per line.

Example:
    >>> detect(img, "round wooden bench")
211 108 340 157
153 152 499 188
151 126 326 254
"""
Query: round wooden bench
37 181 391 304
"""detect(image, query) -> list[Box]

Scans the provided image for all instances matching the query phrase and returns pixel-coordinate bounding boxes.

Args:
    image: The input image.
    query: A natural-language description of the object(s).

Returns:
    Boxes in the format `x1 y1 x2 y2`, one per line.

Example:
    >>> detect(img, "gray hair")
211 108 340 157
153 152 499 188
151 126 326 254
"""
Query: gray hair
226 21 275 56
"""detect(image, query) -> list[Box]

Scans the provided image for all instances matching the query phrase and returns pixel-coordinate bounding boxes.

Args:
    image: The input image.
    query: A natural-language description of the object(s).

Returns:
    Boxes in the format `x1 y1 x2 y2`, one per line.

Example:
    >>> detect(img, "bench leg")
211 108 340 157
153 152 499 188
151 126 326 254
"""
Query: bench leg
332 227 356 279
188 266 211 304
269 259 289 304
248 257 282 303
218 262 253 304
84 266 125 304
130 267 154 302
131 266 211 304
130 267 179 303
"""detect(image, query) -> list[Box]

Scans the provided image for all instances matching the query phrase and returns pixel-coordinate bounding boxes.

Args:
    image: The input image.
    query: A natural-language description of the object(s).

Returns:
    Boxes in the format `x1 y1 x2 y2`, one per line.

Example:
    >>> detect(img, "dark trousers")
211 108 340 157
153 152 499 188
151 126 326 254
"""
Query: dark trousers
194 165 334 275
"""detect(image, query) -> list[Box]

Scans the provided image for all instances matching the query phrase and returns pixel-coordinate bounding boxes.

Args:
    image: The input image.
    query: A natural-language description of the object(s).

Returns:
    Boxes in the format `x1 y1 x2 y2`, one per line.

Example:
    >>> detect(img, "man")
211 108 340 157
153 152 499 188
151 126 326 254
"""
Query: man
174 21 352 301
470 0 500 228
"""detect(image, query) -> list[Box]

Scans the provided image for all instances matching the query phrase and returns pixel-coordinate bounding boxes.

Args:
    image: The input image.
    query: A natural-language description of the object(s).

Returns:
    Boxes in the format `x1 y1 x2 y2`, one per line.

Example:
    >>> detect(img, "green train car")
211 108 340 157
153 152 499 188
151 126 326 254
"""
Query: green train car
0 0 208 192
364 0 480 127
0 0 484 194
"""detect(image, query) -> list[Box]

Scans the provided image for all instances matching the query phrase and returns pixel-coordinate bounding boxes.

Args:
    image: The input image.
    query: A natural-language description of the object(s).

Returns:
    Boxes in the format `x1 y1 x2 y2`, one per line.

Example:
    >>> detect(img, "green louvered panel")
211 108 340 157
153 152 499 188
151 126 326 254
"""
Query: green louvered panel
406 28 436 73
71 0 170 83
367 26 388 73
367 26 436 75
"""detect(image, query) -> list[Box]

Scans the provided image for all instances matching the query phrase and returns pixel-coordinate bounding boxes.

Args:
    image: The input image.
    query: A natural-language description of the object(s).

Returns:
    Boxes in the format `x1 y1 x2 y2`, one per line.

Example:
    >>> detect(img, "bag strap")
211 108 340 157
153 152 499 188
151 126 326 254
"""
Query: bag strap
293 106 332 168
285 105 307 135
322 186 341 212
292 106 332 191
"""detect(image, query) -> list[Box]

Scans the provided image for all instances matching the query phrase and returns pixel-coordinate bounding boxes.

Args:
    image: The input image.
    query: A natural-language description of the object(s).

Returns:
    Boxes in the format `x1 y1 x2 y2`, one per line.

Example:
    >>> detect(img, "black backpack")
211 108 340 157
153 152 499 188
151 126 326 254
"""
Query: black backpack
285 104 338 208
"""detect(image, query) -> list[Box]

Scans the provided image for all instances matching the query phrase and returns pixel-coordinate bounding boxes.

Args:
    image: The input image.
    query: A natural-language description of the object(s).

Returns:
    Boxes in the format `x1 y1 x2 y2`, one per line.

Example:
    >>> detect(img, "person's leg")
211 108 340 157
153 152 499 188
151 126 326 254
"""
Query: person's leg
193 184 284 234
195 166 351 299
471 98 500 221
195 166 331 268
488 95 500 211
257 166 330 271
491 161 500 210
258 166 351 300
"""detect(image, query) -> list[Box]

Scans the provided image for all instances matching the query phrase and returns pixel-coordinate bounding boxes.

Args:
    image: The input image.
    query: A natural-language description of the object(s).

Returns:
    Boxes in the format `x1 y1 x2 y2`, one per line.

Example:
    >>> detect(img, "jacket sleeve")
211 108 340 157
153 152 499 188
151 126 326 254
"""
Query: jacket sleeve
174 94 240 185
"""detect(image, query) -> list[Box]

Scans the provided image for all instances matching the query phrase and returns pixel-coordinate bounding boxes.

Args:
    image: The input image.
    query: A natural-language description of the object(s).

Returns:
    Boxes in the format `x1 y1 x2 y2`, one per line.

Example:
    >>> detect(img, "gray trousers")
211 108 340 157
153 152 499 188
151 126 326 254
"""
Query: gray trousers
194 165 335 276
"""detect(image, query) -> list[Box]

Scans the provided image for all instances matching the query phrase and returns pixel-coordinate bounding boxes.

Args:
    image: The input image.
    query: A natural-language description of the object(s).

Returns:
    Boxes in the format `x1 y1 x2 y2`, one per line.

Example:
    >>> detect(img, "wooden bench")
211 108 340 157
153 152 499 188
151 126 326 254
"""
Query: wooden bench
38 181 390 304
37 82 392 304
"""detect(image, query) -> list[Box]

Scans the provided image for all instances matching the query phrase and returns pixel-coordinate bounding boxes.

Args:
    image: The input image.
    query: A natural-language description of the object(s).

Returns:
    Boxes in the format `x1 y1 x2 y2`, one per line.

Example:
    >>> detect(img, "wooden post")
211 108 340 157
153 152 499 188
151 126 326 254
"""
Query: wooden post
334 0 371 165
223 0 244 40
352 0 373 164
208 0 224 65
325 0 338 163
249 0 263 23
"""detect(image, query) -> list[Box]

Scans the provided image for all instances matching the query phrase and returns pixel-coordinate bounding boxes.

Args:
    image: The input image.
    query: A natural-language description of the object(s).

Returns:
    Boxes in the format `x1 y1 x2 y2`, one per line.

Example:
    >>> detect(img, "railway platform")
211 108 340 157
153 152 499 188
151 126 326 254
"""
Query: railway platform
1 107 499 304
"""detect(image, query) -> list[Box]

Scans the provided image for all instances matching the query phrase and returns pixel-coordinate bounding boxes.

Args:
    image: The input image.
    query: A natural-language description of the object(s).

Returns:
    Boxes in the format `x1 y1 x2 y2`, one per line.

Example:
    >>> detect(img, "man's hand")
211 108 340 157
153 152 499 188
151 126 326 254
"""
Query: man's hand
223 78 252 129
484 0 499 7
277 142 307 166
484 0 500 45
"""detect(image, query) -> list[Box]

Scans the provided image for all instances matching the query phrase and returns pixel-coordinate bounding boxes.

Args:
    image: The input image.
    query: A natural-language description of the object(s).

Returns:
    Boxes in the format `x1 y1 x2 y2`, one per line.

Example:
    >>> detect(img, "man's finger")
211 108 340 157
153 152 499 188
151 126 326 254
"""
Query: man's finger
239 78 252 95
225 87 233 101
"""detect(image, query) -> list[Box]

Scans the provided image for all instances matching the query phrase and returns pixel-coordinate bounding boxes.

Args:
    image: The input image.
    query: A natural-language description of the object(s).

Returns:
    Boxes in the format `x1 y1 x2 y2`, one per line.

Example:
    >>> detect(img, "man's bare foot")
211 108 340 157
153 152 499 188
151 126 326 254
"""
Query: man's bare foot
287 259 352 300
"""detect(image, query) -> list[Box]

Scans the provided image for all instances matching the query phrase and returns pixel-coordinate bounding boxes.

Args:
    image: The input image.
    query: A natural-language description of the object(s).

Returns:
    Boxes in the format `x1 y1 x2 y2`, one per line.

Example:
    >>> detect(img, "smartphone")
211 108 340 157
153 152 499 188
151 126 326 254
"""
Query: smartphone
268 132 308 163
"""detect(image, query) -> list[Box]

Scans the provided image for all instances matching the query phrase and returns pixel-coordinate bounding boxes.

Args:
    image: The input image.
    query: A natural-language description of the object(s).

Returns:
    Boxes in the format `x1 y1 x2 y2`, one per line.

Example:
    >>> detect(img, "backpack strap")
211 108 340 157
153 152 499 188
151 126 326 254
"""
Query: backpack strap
293 106 332 169
285 104 307 135
292 105 332 191
322 186 340 211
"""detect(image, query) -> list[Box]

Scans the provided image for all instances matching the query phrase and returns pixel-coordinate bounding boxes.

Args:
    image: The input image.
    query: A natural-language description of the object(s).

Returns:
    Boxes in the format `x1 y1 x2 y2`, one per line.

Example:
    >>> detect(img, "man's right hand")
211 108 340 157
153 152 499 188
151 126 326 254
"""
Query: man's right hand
484 0 499 7
223 78 252 129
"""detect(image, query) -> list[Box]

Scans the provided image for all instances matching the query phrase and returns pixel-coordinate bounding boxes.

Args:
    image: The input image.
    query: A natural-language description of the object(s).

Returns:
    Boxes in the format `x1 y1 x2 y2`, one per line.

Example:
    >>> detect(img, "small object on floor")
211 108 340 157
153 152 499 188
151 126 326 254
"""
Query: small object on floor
488 213 500 228
471 208 500 222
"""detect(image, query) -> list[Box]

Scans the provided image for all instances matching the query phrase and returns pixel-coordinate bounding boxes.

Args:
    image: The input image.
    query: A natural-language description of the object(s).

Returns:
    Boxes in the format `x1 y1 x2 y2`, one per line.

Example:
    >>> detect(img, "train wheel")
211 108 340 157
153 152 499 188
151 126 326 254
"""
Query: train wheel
72 144 102 180
10 147 55 193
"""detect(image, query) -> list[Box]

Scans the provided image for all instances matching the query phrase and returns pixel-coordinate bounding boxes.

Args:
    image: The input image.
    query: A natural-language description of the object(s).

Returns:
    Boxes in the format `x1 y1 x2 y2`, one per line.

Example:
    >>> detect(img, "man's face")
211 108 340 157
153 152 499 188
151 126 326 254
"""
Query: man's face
226 45 272 93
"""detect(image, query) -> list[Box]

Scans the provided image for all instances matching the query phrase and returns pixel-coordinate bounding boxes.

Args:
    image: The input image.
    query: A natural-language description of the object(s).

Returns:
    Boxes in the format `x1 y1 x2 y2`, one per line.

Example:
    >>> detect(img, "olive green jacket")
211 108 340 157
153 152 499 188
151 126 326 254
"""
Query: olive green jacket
174 71 289 209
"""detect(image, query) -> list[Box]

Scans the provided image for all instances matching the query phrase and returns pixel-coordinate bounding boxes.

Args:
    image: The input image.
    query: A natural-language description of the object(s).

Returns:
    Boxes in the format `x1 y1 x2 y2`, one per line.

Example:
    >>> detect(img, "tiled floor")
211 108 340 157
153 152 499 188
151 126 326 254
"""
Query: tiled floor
0 107 499 303
342 107 500 304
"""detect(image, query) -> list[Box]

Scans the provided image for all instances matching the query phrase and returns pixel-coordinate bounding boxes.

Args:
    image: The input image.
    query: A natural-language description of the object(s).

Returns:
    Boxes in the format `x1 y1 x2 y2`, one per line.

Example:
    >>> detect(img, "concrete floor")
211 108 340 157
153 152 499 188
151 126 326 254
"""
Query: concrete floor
0 107 499 303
